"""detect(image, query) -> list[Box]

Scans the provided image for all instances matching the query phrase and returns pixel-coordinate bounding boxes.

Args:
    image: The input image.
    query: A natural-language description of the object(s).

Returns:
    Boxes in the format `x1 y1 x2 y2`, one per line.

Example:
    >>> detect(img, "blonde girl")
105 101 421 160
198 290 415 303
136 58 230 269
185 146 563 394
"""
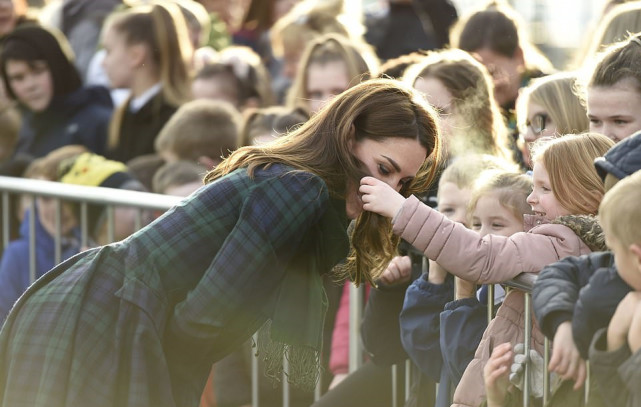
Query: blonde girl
516 72 589 167
360 133 614 406
270 0 361 80
286 33 376 114
101 2 192 163
404 49 513 163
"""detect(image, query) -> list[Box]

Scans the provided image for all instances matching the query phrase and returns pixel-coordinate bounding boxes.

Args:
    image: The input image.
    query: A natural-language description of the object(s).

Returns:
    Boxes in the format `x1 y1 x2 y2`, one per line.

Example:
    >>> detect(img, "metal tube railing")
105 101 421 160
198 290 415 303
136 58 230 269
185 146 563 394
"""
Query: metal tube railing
0 176 180 209
0 176 582 406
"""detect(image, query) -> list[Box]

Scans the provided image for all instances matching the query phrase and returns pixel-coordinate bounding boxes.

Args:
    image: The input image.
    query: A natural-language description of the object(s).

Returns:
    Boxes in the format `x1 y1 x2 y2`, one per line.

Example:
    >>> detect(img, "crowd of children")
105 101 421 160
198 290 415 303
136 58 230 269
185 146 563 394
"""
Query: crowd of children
0 0 641 406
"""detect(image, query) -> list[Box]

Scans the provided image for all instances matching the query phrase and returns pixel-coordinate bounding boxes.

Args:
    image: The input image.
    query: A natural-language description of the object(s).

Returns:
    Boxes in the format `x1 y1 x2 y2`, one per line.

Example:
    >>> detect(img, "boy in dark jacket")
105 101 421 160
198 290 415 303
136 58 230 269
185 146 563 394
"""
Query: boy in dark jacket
589 170 641 407
532 132 641 388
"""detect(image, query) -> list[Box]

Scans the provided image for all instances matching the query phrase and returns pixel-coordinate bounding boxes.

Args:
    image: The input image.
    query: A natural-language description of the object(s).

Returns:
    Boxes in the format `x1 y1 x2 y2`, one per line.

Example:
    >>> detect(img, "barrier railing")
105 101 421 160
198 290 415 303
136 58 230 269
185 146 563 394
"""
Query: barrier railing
0 176 573 406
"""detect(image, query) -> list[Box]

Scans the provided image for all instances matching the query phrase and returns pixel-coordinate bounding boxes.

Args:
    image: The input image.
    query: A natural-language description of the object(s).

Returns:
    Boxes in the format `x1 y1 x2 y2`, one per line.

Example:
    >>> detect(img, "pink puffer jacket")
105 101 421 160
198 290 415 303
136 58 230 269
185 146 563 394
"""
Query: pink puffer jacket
392 196 593 407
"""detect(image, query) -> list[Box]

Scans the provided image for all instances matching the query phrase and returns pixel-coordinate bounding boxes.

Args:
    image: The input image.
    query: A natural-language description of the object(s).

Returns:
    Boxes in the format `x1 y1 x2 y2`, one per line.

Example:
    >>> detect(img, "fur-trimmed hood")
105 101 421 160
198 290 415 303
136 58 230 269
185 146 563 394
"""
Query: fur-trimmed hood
524 214 606 253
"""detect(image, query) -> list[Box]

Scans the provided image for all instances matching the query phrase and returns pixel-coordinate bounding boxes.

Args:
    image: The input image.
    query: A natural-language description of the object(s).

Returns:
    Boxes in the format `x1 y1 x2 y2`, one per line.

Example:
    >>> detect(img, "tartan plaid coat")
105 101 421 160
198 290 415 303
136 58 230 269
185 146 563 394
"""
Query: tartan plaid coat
0 164 349 407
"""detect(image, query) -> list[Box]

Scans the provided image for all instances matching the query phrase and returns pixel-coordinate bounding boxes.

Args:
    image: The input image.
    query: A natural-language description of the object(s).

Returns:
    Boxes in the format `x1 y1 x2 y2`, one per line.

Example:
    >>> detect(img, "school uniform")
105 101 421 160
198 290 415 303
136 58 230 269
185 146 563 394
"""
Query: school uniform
0 163 349 407
107 85 178 163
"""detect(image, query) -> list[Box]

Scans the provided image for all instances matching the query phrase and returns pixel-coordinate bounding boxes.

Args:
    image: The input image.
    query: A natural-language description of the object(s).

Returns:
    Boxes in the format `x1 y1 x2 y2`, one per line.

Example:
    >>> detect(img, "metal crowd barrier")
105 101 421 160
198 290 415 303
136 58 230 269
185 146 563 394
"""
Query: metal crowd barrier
0 176 582 407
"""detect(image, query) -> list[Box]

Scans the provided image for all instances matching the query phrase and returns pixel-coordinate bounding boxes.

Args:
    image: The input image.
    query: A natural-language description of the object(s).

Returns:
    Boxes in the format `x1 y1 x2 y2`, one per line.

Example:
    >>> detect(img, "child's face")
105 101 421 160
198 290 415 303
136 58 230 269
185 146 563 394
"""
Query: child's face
587 78 641 143
36 197 78 237
437 182 471 226
306 60 350 114
101 26 136 90
605 231 641 291
5 59 53 112
471 193 524 237
526 161 570 220
414 76 455 142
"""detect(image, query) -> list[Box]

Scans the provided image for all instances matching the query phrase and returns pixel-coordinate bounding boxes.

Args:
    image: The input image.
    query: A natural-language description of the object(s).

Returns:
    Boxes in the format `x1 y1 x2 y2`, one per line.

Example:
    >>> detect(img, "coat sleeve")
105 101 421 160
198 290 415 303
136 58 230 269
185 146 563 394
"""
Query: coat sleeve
399 273 453 381
532 252 614 340
360 280 410 366
573 266 632 359
439 298 487 385
163 172 330 401
393 196 585 284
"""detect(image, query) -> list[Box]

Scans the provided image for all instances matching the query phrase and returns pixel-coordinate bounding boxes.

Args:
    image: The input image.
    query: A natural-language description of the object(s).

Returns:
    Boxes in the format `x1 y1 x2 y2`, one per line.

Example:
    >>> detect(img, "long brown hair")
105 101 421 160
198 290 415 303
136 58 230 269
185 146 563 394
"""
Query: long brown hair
205 78 442 284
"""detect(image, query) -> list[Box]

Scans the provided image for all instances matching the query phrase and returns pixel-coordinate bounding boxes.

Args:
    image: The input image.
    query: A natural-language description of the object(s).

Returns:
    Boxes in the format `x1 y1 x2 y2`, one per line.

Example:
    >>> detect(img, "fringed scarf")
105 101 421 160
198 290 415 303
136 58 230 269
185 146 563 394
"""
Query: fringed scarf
255 197 349 391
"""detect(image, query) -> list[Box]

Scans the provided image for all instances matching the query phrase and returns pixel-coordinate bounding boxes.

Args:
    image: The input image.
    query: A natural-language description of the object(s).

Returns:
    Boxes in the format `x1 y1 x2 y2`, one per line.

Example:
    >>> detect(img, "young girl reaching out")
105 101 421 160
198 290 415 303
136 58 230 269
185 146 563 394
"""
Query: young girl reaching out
360 133 614 407
400 167 529 407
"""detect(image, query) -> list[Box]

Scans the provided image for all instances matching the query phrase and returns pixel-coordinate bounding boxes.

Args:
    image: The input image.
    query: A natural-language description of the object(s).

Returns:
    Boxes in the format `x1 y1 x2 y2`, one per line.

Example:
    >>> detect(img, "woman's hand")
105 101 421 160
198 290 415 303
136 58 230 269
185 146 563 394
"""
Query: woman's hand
359 176 406 218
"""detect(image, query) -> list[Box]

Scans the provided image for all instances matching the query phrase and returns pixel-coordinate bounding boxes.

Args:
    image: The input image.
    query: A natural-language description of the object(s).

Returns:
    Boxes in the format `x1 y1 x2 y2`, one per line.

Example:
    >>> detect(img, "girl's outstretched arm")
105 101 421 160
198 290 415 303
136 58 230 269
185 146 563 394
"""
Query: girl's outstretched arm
360 176 406 219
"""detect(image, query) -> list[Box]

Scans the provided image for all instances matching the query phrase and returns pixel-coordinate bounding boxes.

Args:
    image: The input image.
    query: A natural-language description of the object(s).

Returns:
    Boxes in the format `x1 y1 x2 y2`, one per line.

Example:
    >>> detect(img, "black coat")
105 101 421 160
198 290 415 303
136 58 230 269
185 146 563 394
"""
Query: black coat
14 85 113 158
574 265 632 358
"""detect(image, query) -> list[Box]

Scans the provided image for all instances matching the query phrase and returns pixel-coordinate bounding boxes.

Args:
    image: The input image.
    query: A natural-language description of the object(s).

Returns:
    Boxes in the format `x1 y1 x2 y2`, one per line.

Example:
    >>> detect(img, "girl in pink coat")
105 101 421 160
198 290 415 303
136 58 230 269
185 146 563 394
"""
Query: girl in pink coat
360 133 613 407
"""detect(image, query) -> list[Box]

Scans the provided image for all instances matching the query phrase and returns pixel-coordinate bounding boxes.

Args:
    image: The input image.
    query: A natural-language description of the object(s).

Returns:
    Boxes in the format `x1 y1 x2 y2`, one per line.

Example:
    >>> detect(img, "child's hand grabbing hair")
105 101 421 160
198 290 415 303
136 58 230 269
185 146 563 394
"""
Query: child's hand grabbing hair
359 176 406 219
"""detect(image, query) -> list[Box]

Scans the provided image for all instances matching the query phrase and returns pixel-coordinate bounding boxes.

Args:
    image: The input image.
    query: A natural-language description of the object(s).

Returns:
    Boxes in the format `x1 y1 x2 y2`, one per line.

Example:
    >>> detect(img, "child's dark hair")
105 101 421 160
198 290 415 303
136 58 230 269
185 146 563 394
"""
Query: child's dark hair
450 1 553 73
585 32 641 94
0 24 82 100
240 106 308 146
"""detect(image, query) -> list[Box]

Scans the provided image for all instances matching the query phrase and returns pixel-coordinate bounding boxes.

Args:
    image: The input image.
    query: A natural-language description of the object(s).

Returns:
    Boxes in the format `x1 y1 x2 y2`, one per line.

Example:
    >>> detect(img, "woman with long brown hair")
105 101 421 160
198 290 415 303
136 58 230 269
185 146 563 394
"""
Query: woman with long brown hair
0 78 441 407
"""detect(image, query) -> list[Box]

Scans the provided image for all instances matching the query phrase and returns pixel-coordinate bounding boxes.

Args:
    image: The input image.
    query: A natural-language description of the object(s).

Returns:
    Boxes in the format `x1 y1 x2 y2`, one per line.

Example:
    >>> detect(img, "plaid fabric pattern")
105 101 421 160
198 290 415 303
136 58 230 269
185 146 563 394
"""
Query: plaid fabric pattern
0 164 344 407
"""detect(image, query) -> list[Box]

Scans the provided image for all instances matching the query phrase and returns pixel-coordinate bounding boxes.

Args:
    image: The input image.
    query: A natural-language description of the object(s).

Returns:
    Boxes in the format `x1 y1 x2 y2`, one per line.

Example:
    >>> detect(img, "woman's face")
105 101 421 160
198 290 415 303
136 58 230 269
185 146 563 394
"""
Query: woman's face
5 59 53 112
414 76 455 145
437 182 471 226
520 101 556 168
306 60 351 114
346 137 428 219
587 78 641 143
101 26 136 89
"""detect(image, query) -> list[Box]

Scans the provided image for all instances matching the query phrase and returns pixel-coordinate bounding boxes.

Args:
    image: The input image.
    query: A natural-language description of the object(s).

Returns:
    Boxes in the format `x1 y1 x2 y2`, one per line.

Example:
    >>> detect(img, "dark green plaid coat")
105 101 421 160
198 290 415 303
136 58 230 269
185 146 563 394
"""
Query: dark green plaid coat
0 164 349 407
